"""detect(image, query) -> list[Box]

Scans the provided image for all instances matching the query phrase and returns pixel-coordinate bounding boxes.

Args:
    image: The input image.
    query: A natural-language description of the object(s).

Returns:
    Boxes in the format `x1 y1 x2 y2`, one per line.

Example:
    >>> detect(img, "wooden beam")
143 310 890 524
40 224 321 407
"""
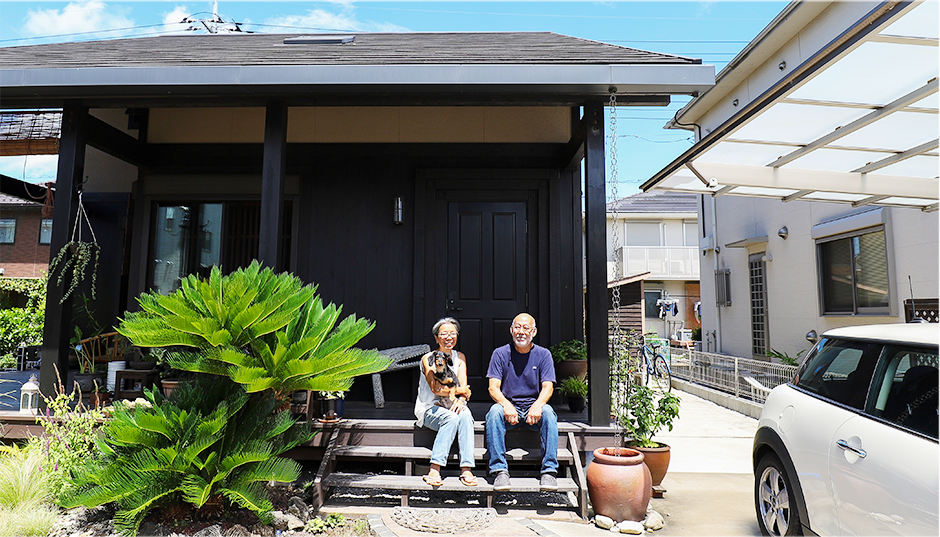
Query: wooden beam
39 103 86 400
84 113 149 168
561 117 586 171
0 173 48 201
259 101 287 270
582 101 609 426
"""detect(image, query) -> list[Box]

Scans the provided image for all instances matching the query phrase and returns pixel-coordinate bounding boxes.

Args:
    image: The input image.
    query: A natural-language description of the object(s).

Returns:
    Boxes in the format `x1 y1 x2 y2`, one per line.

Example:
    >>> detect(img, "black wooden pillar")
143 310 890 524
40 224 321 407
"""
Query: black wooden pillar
259 102 287 271
583 101 610 426
39 103 87 397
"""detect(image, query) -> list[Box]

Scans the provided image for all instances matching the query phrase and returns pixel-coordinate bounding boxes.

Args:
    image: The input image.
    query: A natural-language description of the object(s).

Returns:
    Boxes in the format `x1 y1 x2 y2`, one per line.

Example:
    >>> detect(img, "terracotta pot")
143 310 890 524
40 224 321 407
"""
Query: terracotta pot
89 392 111 408
555 359 587 381
629 442 671 487
586 447 652 523
160 379 181 398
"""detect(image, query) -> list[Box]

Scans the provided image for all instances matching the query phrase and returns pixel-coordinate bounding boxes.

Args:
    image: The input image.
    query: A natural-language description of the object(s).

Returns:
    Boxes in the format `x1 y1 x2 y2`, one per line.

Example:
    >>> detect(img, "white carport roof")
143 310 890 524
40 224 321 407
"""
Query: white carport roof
642 1 938 212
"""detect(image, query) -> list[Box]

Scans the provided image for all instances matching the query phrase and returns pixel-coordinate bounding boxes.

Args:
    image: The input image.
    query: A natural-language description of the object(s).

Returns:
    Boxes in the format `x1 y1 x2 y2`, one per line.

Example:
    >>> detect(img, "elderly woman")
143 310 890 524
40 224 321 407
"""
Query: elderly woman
415 317 477 486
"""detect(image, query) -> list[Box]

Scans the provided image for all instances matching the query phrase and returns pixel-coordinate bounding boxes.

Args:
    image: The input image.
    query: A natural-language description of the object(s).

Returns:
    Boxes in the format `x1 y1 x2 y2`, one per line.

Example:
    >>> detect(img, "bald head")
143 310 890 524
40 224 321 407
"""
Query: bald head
510 313 537 353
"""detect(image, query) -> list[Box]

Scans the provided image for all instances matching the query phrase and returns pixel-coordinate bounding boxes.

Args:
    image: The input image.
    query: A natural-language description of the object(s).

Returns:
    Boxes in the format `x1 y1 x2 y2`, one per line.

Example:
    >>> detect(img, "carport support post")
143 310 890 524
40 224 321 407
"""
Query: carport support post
39 103 86 399
583 101 610 426
259 101 287 271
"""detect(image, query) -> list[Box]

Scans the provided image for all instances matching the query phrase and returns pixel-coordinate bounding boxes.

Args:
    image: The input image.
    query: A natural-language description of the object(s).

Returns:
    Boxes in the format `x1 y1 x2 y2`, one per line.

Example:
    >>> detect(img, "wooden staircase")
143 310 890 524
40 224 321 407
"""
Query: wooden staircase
310 419 589 518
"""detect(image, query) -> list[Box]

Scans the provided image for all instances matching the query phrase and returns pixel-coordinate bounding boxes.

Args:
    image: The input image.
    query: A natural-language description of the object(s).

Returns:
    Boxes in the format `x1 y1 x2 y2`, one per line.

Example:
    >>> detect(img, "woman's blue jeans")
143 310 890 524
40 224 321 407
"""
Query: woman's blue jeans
423 404 476 468
485 402 559 475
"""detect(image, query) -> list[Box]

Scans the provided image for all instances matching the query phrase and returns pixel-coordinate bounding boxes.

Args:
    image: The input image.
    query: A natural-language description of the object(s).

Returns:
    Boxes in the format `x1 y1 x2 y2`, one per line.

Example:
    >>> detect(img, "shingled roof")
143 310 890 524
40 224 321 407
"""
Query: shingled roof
0 32 700 69
608 190 699 213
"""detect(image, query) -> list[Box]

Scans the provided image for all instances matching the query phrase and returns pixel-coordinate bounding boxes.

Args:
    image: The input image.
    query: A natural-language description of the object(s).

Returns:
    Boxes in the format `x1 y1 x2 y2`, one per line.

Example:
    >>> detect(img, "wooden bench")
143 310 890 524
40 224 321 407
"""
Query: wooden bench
311 423 588 518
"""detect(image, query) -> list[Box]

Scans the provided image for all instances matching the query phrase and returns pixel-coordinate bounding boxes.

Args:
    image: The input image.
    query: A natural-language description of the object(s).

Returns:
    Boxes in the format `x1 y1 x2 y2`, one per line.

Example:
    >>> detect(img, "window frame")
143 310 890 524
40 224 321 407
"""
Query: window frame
816 224 891 316
39 219 53 245
0 218 16 244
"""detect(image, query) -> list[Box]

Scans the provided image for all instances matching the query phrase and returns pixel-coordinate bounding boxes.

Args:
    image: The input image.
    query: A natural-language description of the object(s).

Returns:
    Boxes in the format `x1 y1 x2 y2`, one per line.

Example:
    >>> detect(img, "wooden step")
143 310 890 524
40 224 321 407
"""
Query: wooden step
332 445 574 464
323 472 579 508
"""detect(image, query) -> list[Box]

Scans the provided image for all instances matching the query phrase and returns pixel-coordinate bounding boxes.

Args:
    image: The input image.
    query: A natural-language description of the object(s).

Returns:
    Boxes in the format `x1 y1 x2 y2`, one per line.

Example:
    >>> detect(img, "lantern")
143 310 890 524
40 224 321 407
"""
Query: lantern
19 374 40 414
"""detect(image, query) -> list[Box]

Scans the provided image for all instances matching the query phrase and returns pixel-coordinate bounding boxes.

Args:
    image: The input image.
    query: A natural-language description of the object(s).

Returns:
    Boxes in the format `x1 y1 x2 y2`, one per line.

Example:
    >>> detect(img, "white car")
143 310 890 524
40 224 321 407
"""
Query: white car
753 323 938 536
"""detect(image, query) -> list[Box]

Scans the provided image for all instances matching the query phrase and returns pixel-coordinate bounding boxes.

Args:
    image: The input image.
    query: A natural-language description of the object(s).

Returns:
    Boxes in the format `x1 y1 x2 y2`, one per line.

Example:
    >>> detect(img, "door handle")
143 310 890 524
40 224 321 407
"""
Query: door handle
836 439 867 458
449 306 463 312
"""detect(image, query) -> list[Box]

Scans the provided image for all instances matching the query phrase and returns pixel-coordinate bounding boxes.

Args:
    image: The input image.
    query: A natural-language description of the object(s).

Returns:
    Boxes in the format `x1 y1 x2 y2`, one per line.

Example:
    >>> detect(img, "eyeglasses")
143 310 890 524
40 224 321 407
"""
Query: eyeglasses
511 324 535 334
438 332 458 338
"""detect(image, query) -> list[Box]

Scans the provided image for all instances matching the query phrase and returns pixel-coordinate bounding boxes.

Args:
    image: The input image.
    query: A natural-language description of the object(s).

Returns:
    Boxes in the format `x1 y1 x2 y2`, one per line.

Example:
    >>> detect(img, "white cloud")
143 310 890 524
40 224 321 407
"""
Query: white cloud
162 5 194 35
698 0 721 15
24 0 135 40
266 5 408 34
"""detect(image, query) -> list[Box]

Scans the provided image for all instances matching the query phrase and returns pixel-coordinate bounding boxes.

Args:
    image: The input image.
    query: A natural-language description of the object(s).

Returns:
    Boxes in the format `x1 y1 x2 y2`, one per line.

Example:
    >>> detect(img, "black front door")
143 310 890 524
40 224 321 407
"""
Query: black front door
447 201 528 394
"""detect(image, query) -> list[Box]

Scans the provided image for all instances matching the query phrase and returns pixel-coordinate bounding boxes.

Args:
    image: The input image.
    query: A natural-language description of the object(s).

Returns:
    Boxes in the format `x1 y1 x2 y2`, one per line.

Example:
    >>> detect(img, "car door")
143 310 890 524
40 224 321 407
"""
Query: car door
829 344 939 536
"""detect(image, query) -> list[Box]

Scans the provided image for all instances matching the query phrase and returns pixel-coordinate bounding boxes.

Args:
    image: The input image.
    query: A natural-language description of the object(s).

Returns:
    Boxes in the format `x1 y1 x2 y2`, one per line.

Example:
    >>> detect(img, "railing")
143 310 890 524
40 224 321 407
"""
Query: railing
615 246 700 279
668 347 798 404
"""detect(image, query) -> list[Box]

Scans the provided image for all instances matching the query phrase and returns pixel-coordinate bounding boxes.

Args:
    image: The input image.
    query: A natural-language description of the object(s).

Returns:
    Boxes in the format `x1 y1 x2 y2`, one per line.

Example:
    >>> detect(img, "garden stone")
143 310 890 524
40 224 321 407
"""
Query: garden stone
249 522 275 536
616 521 645 534
139 520 171 536
644 510 665 531
287 496 310 522
594 515 615 529
192 524 223 537
271 511 305 531
222 524 252 537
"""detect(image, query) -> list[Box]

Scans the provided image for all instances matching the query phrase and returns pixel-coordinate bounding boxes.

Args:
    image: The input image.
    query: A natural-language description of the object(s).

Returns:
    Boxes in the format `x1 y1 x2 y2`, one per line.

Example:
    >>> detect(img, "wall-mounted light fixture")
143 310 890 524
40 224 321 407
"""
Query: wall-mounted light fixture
778 226 788 240
761 254 773 263
393 196 403 225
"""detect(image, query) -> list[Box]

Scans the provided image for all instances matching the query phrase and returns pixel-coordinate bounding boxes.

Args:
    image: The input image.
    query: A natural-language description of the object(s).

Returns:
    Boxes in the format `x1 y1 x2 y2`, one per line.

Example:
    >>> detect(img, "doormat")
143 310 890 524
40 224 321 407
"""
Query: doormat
391 507 497 534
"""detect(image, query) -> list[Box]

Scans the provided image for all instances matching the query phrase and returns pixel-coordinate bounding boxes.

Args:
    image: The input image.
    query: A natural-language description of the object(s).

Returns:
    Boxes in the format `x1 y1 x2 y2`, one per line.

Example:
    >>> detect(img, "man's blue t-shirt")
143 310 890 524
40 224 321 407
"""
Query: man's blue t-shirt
486 344 556 408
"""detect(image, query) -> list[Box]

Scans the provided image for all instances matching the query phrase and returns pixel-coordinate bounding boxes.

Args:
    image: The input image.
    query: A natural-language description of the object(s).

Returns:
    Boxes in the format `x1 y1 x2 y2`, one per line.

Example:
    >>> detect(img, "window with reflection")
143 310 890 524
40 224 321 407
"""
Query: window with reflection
818 227 889 315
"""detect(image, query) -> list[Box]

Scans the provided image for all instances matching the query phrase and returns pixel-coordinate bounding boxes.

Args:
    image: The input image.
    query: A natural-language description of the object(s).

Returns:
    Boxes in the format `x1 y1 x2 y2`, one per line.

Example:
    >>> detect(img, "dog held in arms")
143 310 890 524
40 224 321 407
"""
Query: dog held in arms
427 351 471 406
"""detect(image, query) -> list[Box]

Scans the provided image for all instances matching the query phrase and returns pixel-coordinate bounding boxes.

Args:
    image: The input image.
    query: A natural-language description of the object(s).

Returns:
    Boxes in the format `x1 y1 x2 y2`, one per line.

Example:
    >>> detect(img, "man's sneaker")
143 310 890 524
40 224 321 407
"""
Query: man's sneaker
493 471 512 491
539 473 558 491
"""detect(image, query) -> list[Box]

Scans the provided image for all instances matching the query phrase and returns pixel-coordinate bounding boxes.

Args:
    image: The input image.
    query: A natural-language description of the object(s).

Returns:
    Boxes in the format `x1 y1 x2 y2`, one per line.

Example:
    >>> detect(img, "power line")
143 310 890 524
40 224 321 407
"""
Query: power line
0 23 169 44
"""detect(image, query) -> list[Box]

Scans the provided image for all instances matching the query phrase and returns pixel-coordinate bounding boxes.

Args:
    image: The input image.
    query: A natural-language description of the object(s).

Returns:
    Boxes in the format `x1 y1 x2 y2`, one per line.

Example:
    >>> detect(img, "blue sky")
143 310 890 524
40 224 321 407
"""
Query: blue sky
0 0 788 197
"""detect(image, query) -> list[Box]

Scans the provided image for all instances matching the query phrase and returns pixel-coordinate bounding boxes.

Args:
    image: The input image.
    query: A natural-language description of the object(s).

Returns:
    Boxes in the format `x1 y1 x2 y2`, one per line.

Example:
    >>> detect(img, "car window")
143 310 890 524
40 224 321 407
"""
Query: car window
795 337 883 410
871 345 938 439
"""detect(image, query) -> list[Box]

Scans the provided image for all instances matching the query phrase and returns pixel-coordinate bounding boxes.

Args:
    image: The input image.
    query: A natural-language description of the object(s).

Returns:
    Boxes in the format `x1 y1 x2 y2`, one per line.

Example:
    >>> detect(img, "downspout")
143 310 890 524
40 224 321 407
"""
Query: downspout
711 194 722 353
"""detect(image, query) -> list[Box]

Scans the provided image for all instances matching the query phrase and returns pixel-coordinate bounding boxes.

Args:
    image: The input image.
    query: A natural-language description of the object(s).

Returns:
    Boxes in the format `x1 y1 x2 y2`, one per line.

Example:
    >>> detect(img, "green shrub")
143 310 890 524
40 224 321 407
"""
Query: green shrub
617 385 681 449
550 340 586 363
0 441 59 537
118 262 391 402
62 378 312 536
558 376 588 398
37 387 104 496
0 277 45 358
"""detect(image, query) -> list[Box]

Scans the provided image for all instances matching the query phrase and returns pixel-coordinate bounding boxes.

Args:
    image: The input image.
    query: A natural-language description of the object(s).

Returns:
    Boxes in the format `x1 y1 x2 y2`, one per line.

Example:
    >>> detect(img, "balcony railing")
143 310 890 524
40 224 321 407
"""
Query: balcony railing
614 246 700 280
669 348 798 404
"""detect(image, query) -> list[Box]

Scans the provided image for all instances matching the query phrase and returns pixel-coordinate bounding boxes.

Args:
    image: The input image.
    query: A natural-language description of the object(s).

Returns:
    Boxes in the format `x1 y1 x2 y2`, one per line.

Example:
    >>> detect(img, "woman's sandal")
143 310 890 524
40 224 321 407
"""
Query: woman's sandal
459 473 478 486
422 474 443 487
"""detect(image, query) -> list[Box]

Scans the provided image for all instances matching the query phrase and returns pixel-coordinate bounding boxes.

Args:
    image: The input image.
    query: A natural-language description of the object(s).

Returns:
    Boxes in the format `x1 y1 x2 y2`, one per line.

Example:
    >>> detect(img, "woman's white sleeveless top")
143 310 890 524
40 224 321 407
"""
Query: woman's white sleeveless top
414 355 460 426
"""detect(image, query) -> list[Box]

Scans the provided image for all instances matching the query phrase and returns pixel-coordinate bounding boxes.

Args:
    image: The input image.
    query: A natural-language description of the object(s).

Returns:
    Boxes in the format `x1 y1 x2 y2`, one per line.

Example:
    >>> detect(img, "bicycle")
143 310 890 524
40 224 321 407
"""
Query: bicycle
639 339 672 393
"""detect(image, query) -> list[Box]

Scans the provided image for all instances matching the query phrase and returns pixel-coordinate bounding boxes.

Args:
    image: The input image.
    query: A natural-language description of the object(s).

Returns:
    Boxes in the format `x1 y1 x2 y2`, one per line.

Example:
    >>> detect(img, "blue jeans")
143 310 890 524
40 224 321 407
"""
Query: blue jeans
485 402 558 475
423 404 476 468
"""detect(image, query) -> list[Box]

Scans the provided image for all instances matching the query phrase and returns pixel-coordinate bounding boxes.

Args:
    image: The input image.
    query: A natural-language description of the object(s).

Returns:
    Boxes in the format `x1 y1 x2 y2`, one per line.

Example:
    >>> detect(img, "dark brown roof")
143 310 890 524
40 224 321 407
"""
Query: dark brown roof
0 32 700 69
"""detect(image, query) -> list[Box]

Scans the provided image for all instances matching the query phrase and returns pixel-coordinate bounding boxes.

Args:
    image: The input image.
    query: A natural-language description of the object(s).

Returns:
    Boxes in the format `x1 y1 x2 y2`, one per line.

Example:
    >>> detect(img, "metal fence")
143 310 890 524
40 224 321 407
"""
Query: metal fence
668 347 798 404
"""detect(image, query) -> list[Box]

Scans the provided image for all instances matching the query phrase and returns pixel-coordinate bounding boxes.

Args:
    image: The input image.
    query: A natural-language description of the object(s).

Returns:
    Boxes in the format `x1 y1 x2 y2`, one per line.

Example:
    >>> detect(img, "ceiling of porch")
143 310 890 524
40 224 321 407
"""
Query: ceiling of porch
641 1 938 213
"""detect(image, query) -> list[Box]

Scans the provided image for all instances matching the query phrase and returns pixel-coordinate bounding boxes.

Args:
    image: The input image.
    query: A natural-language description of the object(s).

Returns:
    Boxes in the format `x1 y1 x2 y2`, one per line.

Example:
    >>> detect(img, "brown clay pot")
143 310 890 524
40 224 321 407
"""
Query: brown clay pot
554 359 587 381
629 443 671 487
586 447 652 523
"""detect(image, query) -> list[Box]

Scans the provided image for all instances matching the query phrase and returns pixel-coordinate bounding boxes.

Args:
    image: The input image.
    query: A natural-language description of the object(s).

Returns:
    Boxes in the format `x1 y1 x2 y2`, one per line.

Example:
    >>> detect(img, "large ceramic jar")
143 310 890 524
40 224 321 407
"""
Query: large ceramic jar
586 447 652 522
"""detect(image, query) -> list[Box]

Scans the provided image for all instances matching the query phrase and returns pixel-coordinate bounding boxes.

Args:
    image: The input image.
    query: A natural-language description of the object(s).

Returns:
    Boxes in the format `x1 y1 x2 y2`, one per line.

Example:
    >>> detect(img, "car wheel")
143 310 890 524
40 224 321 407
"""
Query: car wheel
755 453 802 536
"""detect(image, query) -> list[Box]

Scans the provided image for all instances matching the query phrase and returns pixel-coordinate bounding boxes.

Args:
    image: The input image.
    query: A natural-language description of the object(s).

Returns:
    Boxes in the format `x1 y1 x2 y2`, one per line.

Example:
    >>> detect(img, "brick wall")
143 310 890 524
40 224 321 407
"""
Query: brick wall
0 205 50 278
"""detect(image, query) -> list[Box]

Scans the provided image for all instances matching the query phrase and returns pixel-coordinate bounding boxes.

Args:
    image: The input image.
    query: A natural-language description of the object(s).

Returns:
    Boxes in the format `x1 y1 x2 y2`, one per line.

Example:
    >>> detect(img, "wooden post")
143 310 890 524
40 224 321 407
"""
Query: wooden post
259 101 287 271
583 101 610 426
39 103 86 399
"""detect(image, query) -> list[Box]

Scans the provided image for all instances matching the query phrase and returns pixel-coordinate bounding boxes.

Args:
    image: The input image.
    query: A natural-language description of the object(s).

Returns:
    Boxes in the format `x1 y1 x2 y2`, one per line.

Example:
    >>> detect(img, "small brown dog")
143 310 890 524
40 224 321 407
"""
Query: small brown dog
427 351 470 405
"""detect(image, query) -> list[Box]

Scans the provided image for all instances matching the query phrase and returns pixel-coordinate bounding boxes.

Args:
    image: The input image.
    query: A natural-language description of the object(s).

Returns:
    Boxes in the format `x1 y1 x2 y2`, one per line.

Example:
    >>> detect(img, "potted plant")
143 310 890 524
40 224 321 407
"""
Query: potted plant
72 345 104 394
551 339 587 381
89 382 112 408
618 384 681 489
557 376 588 413
318 390 345 422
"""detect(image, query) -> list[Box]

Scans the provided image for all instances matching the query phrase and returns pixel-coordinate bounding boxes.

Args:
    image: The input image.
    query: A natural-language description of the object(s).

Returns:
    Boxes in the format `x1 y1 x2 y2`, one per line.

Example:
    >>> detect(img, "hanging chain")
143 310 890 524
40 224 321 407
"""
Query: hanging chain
607 89 629 448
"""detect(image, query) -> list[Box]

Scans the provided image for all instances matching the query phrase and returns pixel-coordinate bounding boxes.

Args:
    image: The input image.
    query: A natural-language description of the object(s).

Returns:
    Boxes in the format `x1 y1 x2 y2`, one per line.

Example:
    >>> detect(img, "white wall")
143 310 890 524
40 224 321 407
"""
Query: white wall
699 194 939 358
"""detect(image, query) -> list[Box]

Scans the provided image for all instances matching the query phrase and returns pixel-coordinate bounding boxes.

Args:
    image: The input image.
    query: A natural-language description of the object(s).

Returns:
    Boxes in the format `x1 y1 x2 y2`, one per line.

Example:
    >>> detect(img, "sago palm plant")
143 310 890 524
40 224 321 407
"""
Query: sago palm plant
118 261 391 400
62 379 311 536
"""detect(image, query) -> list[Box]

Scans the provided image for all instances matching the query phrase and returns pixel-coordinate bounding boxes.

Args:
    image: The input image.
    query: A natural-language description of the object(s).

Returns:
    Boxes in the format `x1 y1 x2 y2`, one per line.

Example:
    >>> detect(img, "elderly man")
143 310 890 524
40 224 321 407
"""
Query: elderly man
485 313 558 491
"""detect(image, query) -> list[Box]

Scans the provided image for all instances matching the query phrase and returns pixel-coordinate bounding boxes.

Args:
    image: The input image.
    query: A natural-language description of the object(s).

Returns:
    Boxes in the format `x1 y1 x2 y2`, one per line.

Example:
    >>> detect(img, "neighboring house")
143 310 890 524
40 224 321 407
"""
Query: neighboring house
0 194 51 279
642 1 938 358
0 31 713 424
602 191 700 339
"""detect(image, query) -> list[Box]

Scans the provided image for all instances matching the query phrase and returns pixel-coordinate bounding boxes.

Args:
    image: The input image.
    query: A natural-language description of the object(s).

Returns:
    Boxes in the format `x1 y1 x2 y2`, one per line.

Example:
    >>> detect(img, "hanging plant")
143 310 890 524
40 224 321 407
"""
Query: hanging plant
47 193 100 304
